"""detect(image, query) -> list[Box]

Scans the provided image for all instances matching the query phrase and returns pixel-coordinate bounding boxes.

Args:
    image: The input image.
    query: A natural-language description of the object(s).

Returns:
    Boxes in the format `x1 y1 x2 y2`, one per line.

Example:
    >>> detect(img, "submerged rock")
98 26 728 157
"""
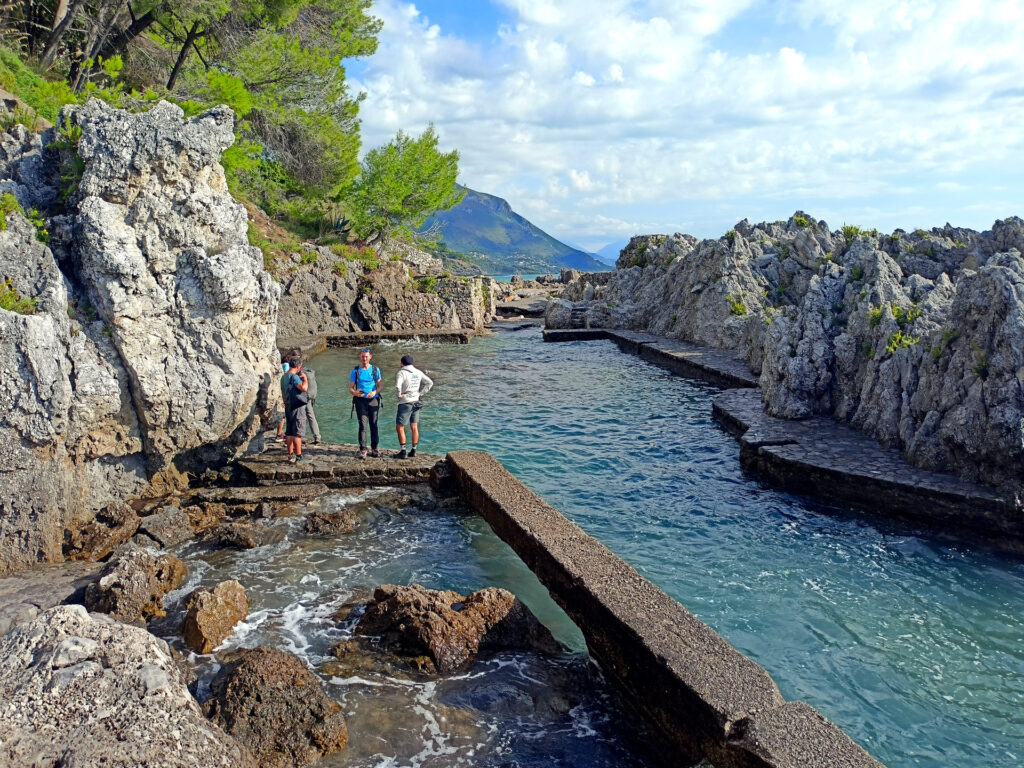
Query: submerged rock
182 580 248 654
0 604 255 767
82 543 186 624
354 583 560 674
206 646 348 768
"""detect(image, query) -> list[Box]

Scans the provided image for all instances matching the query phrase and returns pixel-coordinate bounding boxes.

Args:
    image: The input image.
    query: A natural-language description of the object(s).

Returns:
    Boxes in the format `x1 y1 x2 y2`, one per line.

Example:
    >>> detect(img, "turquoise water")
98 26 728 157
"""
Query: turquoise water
308 326 1024 768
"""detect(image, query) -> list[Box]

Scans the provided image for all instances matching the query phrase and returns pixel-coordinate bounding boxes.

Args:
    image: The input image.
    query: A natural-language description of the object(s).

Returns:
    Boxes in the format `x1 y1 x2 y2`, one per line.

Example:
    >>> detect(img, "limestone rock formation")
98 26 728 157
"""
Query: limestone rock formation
82 543 187 624
0 99 280 576
182 579 249 654
62 501 140 562
550 214 1024 504
0 604 256 767
276 244 497 341
206 646 348 768
354 583 559 674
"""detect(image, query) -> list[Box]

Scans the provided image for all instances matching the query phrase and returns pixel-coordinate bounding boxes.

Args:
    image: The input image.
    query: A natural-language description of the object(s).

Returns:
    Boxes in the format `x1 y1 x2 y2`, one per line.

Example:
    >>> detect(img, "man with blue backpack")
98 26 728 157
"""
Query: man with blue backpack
348 348 382 459
283 352 311 463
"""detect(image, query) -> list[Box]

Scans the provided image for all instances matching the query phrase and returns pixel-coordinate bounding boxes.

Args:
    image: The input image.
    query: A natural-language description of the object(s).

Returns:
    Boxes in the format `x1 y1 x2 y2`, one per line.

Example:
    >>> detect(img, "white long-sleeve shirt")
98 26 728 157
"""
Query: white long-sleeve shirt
396 365 433 404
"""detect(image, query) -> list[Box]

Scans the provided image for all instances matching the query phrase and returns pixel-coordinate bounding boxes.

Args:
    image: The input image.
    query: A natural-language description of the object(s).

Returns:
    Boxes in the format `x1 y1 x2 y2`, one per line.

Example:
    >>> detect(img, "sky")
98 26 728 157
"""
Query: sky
347 0 1024 252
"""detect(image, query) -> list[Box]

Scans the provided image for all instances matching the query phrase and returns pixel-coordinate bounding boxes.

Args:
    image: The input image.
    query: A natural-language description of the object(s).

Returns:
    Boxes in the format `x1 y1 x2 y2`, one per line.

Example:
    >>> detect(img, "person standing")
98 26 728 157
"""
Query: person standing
284 353 311 463
276 360 290 442
302 363 322 444
395 354 433 459
349 348 382 459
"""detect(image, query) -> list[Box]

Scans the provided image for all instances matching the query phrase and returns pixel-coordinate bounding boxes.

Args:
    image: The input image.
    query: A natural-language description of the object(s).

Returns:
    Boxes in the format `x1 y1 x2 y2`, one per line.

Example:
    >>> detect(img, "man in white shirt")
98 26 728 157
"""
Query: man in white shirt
394 354 434 459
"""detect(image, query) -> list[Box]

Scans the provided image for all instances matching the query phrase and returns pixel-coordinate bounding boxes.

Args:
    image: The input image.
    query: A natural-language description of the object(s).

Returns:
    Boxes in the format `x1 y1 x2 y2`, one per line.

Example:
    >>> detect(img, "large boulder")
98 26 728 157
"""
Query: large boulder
62 501 140 562
205 646 348 768
355 584 559 674
0 98 280 577
182 580 249 654
82 543 186 624
0 604 256 767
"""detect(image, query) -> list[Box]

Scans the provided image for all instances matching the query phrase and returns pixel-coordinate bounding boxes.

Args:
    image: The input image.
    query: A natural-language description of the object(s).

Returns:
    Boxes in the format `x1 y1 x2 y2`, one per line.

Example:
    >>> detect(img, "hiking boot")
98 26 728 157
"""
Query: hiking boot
359 450 367 460
296 455 312 463
408 447 417 458
395 449 408 460
370 448 380 458
288 455 297 464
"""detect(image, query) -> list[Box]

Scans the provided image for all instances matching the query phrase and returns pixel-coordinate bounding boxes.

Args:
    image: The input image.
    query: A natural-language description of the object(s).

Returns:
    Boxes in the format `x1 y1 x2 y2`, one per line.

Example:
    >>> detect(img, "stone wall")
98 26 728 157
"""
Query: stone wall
444 450 882 768
0 100 280 576
547 214 1024 505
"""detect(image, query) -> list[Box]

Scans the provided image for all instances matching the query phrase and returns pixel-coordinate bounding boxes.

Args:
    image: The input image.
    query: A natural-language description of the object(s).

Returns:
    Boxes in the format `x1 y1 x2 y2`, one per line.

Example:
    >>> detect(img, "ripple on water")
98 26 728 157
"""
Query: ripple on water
305 328 1024 768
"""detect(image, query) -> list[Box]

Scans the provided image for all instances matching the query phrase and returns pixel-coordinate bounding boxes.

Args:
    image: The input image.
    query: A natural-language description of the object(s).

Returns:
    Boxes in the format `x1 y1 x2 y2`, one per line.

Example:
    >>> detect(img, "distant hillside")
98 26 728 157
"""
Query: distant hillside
593 240 629 266
423 187 608 274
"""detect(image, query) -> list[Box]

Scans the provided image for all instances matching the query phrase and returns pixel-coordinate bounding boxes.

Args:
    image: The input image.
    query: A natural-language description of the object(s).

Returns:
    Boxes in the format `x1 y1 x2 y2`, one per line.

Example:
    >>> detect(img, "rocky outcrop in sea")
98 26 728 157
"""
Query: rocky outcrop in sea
0 99 281 577
547 214 1024 506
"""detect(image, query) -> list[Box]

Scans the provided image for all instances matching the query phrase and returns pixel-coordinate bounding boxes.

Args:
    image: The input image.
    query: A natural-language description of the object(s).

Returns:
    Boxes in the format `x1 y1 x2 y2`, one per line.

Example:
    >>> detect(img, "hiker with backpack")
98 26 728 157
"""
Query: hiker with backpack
349 347 382 459
394 354 433 459
283 352 311 463
277 352 321 444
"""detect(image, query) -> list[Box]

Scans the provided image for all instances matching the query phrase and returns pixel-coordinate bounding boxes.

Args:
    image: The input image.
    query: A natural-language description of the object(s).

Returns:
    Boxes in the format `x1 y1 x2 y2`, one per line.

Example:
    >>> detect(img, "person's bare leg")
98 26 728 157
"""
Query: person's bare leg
295 437 302 458
286 435 296 455
410 423 419 447
396 424 406 446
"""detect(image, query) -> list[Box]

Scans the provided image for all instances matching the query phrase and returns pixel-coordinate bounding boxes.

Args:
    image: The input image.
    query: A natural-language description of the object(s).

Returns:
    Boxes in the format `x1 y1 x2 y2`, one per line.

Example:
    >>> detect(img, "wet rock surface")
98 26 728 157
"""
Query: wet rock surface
182 580 249 654
82 544 187 624
354 583 560 674
0 605 255 767
206 645 348 768
0 561 102 636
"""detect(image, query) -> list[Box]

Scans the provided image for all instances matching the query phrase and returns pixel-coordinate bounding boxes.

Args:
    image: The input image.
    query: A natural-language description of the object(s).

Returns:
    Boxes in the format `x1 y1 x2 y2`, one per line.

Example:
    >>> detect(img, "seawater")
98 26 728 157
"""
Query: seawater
306 325 1024 768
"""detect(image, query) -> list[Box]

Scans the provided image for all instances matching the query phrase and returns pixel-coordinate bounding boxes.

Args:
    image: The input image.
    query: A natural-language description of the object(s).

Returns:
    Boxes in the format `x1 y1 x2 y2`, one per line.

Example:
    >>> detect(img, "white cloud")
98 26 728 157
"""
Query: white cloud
351 0 1024 241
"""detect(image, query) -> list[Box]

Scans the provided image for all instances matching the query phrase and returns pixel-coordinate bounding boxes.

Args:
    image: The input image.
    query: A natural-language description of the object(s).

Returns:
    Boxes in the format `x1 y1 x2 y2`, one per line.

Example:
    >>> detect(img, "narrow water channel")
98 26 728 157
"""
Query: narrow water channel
303 325 1024 768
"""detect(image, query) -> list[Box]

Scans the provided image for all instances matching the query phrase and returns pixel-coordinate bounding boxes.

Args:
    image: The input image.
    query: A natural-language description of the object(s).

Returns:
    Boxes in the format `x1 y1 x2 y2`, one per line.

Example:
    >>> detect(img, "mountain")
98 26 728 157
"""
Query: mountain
593 240 629 266
423 187 609 274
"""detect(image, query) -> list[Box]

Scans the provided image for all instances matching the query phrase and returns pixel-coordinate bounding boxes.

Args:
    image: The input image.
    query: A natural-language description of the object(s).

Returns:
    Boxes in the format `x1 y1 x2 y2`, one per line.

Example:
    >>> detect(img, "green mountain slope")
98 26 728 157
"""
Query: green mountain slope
423 187 608 274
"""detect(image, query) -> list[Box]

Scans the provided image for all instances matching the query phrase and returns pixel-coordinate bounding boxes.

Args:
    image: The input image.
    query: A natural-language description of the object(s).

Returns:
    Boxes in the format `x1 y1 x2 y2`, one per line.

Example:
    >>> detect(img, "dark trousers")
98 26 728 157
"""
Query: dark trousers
353 397 379 450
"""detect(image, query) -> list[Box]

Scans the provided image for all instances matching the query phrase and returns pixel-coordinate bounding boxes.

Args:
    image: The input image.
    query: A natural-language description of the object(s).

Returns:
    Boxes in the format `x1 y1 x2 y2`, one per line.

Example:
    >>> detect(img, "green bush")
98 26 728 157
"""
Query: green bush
417 275 437 293
886 330 920 354
842 225 861 243
727 293 747 316
0 192 22 230
0 278 37 314
794 216 809 228
868 306 883 327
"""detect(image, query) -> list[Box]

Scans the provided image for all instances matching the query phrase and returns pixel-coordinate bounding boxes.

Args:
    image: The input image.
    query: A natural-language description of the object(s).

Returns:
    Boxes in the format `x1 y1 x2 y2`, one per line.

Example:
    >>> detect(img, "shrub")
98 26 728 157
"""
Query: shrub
860 340 875 359
794 216 809 228
299 251 318 265
842 225 861 243
850 264 864 281
0 278 37 314
971 341 989 379
0 192 22 230
331 262 347 277
868 306 883 327
725 229 737 244
891 304 922 328
727 293 747 316
417 275 437 293
886 330 920 354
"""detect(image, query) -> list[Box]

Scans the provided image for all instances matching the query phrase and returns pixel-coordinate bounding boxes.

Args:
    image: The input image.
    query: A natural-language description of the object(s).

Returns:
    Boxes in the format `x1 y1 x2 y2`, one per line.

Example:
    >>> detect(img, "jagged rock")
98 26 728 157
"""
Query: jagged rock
206 646 348 768
276 255 495 340
550 213 1024 502
0 98 280 577
354 584 559 674
181 502 228 533
0 605 256 767
182 580 249 654
82 544 186 624
304 509 358 535
136 505 193 548
62 501 140 562
209 520 282 549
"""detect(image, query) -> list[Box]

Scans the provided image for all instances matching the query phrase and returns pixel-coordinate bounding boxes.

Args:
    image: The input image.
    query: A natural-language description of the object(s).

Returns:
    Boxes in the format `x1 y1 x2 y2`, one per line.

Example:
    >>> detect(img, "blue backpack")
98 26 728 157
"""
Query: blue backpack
350 365 382 418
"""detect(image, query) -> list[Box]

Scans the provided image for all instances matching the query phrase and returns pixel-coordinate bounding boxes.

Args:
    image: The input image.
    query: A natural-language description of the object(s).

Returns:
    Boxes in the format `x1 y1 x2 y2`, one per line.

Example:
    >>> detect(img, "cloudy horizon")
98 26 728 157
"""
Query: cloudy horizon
348 0 1024 252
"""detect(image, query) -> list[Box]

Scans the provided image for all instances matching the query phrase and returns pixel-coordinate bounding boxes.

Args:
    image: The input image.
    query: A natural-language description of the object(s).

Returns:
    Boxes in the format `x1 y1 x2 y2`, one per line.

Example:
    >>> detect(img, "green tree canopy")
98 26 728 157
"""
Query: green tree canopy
348 125 464 247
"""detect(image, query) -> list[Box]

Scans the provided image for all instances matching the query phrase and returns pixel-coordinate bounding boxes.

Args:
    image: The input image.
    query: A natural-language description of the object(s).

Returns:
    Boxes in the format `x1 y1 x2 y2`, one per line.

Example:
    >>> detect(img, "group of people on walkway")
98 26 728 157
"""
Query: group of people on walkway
278 348 433 462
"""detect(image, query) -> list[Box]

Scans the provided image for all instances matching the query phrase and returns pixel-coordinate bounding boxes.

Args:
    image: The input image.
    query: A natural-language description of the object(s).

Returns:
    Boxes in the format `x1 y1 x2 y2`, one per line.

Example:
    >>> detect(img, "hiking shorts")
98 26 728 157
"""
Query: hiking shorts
285 406 307 437
396 402 420 426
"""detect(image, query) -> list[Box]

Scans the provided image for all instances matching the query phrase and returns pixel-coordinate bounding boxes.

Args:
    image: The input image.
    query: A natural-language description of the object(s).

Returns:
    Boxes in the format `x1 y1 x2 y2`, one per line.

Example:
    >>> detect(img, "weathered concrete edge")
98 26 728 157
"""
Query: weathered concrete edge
444 449 883 768
278 329 477 359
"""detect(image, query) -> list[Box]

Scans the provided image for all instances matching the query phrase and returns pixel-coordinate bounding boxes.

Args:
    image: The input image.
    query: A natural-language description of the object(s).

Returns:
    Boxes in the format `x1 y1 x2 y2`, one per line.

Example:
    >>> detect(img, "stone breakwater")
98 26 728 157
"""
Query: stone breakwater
444 450 882 768
546 214 1024 509
0 99 280 577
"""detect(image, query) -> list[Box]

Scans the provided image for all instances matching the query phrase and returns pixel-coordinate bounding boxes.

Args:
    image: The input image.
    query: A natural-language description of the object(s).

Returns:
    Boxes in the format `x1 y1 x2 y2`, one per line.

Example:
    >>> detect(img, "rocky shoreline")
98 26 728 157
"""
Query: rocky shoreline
547 215 1024 514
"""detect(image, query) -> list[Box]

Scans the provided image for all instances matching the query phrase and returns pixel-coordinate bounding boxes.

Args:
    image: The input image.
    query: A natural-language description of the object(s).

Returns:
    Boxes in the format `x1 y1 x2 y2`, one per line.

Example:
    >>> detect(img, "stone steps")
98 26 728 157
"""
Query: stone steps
235 442 443 488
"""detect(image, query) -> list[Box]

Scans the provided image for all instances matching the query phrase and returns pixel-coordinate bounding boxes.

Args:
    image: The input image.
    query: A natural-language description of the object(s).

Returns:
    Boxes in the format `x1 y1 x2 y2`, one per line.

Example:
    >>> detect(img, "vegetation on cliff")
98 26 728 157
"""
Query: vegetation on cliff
0 1 460 258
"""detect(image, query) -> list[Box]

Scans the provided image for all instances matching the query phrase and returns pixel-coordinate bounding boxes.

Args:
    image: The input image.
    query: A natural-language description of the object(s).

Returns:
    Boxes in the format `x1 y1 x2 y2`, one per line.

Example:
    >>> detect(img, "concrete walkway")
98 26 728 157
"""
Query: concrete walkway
544 327 1017 546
